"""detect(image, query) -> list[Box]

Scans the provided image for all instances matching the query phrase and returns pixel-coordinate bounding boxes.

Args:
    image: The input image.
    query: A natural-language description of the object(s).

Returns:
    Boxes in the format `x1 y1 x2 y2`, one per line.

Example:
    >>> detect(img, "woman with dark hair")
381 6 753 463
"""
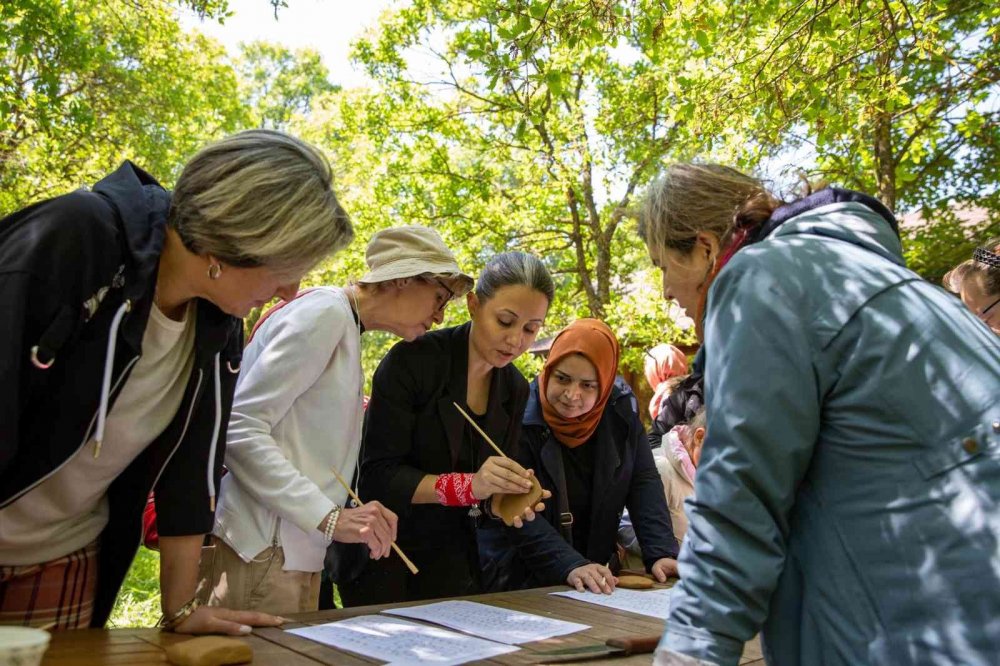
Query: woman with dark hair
338 252 556 605
639 164 1000 666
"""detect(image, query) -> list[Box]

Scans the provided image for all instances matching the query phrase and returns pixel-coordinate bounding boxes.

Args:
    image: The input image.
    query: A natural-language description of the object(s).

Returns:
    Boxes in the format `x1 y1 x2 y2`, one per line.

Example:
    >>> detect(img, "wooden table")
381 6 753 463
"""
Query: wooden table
43 586 764 665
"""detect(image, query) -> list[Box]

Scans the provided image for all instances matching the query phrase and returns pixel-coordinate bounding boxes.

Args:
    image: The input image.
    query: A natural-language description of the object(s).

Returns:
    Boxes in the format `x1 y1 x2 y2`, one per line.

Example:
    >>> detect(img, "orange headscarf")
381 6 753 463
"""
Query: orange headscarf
539 319 620 448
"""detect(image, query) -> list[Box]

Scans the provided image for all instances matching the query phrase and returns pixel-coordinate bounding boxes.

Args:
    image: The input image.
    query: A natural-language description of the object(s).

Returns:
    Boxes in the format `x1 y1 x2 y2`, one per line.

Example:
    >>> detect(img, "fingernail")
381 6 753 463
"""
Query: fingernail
239 625 252 634
279 617 293 623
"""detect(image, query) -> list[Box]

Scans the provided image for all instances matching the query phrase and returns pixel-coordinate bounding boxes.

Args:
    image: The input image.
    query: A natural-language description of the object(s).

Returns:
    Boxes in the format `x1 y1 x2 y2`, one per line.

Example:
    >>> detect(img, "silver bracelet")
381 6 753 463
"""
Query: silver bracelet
323 505 342 543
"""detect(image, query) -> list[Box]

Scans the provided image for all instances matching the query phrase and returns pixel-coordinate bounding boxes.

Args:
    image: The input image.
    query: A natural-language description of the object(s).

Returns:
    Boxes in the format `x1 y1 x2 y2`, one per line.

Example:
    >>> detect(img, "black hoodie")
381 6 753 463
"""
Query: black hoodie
0 162 243 626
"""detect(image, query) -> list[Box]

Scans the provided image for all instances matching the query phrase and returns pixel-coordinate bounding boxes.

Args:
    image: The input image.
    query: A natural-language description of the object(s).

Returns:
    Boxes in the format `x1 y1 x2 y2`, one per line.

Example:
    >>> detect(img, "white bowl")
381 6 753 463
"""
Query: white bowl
0 627 51 666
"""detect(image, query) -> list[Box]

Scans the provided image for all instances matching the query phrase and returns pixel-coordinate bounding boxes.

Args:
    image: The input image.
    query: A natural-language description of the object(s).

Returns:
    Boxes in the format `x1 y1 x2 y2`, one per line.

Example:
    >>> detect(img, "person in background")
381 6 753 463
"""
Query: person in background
640 163 1000 666
653 409 706 545
0 130 352 634
493 319 679 594
943 238 1000 336
339 252 555 605
200 226 474 615
645 344 689 427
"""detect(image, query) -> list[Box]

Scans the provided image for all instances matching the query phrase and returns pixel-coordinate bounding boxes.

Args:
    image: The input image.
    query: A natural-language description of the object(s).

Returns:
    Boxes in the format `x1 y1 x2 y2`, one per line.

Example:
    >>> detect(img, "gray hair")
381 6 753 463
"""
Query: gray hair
638 163 781 255
475 251 554 304
169 129 353 273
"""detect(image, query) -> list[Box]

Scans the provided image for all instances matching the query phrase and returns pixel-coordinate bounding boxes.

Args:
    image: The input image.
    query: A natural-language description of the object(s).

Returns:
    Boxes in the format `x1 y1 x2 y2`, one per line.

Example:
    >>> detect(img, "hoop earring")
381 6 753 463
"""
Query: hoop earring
207 263 222 280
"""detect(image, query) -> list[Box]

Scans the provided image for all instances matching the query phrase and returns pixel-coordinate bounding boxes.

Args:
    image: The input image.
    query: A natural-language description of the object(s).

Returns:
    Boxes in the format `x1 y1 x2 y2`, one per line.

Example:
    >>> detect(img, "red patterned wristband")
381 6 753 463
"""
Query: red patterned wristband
434 473 478 506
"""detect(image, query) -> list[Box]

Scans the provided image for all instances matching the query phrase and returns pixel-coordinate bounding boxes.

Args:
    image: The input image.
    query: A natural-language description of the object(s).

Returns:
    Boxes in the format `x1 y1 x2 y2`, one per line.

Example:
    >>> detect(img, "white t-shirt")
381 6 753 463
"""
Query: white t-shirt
0 303 197 565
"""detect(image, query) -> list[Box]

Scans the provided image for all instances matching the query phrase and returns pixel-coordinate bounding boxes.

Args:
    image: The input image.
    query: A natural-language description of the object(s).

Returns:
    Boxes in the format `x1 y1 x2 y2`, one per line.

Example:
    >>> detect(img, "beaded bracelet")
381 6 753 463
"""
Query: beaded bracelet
323 505 342 543
158 597 201 632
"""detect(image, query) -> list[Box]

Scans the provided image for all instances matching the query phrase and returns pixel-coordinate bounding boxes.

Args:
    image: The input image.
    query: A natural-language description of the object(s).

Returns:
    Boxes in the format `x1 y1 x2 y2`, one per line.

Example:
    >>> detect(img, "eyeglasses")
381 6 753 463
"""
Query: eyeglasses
979 296 1000 322
433 278 456 313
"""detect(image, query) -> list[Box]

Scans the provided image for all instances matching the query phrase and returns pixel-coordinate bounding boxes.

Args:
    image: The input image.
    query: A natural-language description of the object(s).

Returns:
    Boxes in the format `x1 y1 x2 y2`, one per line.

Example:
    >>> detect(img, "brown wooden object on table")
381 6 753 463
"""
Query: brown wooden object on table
164 636 252 666
615 575 654 590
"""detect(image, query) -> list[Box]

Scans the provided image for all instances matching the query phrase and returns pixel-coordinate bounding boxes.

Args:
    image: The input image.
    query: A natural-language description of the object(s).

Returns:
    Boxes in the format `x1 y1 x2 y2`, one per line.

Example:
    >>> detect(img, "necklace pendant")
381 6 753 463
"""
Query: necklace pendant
467 504 482 518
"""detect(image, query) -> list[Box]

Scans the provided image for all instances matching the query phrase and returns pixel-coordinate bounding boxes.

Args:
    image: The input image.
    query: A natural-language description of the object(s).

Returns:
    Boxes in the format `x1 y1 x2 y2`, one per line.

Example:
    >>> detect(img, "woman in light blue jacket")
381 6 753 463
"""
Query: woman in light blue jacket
640 164 1000 666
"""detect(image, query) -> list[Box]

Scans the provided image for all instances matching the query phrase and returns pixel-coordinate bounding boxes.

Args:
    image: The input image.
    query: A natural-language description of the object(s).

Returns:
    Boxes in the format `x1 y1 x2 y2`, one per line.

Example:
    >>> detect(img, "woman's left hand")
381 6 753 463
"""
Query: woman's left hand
174 605 288 636
510 489 553 528
650 557 679 582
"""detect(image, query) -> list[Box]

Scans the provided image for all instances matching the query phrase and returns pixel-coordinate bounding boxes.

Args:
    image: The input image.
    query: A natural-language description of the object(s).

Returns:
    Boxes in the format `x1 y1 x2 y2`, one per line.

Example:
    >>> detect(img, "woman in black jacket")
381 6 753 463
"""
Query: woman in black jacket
0 130 351 633
490 319 679 593
339 252 555 605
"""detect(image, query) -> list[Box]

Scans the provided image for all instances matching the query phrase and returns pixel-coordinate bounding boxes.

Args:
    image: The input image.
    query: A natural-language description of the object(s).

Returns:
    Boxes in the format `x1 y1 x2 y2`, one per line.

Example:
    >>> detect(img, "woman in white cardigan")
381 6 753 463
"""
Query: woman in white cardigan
198 226 474 614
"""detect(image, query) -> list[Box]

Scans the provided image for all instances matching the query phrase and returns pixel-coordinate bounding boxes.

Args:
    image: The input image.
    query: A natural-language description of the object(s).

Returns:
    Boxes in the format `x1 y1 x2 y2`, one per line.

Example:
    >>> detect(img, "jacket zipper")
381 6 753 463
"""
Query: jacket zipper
0 355 140 509
134 370 205 550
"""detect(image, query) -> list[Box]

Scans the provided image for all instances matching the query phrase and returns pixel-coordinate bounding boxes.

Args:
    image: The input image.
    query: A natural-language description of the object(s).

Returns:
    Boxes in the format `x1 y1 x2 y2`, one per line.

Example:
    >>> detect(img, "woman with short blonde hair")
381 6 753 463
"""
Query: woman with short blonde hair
0 129 350 635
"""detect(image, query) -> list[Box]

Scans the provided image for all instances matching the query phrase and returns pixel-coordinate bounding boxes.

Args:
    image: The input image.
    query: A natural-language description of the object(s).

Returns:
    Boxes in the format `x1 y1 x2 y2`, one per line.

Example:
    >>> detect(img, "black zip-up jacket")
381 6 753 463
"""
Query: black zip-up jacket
479 377 679 589
0 162 243 626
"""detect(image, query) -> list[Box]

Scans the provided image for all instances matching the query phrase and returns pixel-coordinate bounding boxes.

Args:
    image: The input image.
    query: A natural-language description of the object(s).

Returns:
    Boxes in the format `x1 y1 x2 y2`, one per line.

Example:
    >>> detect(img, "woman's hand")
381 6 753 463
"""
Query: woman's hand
509 488 552 528
567 563 617 594
471 456 534 499
174 605 288 635
329 501 398 559
651 557 679 582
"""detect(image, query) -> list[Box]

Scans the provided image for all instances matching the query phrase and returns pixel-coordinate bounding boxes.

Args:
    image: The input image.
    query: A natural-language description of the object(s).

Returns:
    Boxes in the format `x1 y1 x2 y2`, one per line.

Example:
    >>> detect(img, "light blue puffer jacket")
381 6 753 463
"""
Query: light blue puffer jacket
659 195 1000 665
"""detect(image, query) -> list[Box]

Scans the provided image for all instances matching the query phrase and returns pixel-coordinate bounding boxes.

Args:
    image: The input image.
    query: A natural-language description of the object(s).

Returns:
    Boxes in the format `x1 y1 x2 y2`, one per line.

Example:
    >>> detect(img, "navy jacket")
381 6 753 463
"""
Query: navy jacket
483 377 678 587
0 163 243 625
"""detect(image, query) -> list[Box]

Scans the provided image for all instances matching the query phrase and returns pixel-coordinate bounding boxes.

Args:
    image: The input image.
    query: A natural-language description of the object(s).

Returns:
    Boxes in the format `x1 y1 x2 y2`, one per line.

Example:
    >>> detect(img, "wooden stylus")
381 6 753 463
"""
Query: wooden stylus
330 466 419 575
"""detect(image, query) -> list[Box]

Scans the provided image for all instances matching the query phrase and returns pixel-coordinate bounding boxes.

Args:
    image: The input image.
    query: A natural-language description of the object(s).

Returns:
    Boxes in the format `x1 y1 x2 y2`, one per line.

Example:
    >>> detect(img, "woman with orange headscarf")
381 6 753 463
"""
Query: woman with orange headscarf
480 319 679 594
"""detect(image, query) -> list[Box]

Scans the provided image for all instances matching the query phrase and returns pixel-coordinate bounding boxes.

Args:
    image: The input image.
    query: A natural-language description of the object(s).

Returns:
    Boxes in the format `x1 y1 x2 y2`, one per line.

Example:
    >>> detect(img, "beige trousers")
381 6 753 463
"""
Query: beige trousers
197 535 320 615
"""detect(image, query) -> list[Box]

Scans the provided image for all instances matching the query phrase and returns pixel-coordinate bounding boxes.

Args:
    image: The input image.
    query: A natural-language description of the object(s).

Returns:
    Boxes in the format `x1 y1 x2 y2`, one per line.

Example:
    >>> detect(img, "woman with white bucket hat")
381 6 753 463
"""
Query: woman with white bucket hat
198 225 473 614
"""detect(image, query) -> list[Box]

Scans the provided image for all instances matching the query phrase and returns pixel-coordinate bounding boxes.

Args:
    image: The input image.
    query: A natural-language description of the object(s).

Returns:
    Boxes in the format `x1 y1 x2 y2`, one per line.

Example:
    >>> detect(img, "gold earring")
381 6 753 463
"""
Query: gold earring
207 263 222 280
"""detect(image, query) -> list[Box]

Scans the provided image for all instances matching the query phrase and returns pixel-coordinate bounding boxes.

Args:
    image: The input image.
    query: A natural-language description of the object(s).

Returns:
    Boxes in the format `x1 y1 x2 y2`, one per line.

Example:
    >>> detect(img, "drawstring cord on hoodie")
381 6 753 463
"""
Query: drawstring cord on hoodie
93 300 131 458
93 301 229 518
207 353 222 512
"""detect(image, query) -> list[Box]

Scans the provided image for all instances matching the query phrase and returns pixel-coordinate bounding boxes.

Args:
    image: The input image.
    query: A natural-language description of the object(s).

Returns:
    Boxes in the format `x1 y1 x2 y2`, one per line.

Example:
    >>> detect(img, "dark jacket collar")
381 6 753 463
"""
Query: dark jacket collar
752 187 900 245
92 161 239 361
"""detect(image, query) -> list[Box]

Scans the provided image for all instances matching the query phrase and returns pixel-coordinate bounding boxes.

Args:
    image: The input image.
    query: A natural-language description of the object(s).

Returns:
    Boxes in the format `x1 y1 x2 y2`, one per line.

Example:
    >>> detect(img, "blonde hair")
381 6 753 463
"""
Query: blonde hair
943 237 1000 297
638 163 782 254
169 129 353 273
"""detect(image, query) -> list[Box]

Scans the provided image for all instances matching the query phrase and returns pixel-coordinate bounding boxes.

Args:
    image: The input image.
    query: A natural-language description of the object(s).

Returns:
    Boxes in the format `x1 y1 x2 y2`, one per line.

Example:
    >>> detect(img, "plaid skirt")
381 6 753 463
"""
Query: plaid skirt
0 540 99 630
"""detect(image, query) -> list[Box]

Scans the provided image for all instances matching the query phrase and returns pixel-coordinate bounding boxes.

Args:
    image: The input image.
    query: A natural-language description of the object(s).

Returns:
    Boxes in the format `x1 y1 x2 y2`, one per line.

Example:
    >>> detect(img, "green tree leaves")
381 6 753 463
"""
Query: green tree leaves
0 0 248 212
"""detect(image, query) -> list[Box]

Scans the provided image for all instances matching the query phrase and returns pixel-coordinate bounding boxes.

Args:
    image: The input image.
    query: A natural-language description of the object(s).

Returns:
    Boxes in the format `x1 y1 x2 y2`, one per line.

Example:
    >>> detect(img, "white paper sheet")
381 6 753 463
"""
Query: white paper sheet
384 599 588 644
550 587 674 619
287 615 518 666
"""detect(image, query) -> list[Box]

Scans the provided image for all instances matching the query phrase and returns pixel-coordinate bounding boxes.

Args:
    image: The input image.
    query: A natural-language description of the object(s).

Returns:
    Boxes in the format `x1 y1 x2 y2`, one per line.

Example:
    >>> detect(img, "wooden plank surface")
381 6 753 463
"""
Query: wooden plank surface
42 585 765 665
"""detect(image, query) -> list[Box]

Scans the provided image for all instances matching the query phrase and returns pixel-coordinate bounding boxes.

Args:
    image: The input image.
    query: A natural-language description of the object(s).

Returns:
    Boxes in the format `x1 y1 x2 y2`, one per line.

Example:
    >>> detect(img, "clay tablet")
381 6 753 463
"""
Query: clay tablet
165 636 253 666
491 475 544 526
616 574 655 590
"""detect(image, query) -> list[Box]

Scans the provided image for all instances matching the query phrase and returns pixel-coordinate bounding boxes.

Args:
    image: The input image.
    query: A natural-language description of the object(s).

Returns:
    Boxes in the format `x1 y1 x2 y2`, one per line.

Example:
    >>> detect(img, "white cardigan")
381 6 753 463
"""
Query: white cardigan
213 287 363 572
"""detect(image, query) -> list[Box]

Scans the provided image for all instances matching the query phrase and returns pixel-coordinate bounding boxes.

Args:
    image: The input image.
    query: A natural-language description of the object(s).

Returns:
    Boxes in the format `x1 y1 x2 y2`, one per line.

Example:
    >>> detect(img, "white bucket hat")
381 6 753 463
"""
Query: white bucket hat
358 225 474 295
